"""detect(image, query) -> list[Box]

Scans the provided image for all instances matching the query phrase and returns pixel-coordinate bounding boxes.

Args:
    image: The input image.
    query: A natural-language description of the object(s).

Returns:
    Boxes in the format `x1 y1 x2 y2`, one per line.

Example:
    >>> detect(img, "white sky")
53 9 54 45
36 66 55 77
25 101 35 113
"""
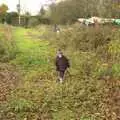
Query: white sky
0 0 55 15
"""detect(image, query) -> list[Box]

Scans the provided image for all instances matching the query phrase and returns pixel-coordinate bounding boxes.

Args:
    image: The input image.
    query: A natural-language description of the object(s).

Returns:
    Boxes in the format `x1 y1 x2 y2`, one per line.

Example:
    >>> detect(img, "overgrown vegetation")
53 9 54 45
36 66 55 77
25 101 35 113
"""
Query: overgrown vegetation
42 24 120 119
0 25 18 62
0 25 20 104
0 22 120 120
0 0 120 119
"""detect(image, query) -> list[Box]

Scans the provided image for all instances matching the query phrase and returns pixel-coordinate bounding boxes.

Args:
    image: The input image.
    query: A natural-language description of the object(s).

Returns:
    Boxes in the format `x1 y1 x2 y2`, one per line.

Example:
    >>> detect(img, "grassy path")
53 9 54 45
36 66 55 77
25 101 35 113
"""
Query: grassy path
0 26 60 120
1 27 59 120
11 27 55 72
10 27 58 91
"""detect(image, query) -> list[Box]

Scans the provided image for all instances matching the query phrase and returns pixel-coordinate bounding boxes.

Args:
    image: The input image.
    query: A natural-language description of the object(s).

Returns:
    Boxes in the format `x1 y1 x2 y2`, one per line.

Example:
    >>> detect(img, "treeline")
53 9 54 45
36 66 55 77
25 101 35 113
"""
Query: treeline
4 12 50 27
50 0 120 24
1 0 120 26
0 3 50 27
1 12 50 27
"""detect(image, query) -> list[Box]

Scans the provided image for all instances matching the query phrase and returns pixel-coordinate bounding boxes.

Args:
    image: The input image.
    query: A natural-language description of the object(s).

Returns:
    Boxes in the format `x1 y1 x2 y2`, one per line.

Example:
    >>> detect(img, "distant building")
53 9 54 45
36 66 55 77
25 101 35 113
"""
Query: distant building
10 16 25 26
78 17 114 26
56 0 66 3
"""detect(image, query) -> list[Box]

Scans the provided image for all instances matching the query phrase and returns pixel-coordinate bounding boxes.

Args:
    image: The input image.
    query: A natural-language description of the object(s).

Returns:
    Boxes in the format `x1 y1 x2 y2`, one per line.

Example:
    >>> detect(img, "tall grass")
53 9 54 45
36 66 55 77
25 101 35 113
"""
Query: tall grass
0 25 18 62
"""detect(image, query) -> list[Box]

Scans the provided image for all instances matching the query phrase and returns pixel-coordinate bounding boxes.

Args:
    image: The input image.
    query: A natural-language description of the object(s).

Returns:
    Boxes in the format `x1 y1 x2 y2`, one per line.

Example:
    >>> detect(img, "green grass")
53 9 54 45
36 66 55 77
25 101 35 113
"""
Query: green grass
11 27 55 72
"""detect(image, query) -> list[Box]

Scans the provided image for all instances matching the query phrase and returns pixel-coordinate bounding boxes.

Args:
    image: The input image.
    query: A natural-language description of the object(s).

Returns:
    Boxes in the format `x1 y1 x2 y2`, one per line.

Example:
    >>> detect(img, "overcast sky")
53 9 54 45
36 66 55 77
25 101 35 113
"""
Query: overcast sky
0 0 55 15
